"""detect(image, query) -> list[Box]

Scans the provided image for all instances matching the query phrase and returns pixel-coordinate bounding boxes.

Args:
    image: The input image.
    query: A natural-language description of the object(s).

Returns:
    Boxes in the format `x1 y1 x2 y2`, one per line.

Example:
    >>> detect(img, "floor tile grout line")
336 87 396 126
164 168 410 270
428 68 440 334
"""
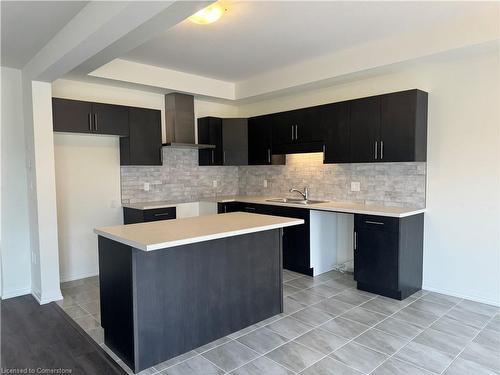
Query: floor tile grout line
438 309 498 375
365 296 465 375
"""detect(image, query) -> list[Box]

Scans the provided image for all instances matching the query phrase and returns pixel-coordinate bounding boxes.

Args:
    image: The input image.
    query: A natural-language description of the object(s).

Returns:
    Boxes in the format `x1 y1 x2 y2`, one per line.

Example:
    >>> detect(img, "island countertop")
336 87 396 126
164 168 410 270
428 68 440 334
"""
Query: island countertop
94 212 304 251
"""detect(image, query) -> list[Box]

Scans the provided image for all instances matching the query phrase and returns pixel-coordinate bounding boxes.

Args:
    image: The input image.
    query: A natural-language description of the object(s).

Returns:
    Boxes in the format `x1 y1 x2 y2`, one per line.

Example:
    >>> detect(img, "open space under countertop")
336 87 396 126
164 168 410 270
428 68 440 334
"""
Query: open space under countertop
123 196 425 218
94 212 304 251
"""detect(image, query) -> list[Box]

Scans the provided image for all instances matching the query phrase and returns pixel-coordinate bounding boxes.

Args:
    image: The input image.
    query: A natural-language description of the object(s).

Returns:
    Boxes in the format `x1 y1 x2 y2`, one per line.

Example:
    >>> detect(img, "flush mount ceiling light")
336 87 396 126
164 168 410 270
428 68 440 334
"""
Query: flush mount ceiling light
189 3 225 24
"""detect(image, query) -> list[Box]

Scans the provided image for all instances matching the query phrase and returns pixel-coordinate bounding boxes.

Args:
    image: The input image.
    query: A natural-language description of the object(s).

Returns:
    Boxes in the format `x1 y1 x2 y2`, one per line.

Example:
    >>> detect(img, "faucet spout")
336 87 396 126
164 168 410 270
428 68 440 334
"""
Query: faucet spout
289 187 309 200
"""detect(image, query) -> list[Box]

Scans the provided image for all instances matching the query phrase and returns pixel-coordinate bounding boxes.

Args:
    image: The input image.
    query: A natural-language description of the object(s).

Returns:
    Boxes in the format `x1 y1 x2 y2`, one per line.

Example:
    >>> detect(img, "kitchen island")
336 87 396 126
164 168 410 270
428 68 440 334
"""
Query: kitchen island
94 212 303 373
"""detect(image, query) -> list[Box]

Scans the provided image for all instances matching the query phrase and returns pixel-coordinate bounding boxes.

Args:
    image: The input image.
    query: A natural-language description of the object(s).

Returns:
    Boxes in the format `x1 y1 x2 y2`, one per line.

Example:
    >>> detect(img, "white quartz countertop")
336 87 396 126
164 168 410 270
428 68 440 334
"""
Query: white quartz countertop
94 212 304 251
123 196 425 218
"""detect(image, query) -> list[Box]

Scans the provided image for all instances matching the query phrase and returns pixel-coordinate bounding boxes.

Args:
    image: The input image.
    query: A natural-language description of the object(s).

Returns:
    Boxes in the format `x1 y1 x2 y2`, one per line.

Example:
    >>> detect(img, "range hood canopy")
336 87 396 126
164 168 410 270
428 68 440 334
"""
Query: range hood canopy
162 92 215 149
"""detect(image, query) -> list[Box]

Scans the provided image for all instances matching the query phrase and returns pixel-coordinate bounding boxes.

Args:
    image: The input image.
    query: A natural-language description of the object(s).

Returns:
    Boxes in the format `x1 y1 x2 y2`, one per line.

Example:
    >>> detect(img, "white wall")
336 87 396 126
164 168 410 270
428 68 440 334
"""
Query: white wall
54 134 122 281
0 67 31 298
51 79 237 281
238 45 500 306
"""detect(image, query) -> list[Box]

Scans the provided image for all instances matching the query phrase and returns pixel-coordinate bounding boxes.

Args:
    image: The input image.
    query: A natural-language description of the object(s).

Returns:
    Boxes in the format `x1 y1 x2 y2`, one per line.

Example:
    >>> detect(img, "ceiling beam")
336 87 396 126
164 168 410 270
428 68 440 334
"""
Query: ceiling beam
23 1 213 82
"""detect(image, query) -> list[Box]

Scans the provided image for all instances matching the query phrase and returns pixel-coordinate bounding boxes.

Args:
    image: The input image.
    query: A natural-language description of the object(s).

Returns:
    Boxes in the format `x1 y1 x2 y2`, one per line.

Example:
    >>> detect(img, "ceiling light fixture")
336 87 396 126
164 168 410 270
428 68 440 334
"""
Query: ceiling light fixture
189 3 225 25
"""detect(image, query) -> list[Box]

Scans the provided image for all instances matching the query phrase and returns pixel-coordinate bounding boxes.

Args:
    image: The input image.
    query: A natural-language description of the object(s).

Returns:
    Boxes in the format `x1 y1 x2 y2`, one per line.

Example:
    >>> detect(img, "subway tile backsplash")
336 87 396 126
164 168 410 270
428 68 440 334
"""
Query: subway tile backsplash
121 149 426 208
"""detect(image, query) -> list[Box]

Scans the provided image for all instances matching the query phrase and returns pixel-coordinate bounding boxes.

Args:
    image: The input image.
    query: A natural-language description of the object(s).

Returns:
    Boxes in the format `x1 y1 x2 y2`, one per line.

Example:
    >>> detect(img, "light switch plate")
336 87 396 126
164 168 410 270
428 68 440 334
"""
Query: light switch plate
351 181 361 192
143 182 150 192
213 180 218 188
263 179 268 188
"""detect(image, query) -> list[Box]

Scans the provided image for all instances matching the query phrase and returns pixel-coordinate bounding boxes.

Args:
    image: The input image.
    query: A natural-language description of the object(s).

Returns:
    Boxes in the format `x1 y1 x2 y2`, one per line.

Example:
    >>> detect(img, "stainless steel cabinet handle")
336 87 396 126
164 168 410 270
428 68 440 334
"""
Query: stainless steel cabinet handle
245 206 256 211
291 126 294 140
154 212 171 217
88 113 92 131
211 149 215 164
93 113 98 131
295 124 298 140
365 220 384 225
322 144 326 162
380 141 384 160
223 151 226 165
354 231 357 250
267 148 271 163
374 141 378 159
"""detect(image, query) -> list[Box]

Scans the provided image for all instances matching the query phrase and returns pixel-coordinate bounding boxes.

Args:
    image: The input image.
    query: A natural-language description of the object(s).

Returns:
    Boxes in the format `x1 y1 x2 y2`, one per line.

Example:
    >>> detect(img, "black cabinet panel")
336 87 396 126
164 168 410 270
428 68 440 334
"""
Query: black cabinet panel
222 118 248 165
272 112 294 147
120 107 162 166
349 96 381 163
198 117 223 166
228 202 312 276
52 98 92 133
354 213 424 300
380 90 428 162
248 116 285 165
217 202 243 214
123 207 176 224
322 102 350 163
92 103 129 136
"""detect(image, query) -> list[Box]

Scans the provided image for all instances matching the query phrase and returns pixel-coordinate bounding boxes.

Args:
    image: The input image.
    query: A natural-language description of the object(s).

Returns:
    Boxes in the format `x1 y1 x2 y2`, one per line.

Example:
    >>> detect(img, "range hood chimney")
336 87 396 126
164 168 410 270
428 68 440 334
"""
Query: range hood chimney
162 92 215 149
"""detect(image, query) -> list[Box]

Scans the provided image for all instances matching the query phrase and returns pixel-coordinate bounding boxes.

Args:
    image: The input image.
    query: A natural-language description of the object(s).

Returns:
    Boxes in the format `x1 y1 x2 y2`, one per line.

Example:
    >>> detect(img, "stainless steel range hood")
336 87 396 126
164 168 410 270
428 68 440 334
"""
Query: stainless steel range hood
162 92 215 149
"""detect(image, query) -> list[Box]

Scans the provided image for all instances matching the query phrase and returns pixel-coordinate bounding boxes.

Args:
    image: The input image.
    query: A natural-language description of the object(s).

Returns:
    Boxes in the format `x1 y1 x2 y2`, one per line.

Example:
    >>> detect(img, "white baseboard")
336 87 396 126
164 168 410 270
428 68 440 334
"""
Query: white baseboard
1 286 31 300
422 284 500 307
31 288 64 305
60 270 98 283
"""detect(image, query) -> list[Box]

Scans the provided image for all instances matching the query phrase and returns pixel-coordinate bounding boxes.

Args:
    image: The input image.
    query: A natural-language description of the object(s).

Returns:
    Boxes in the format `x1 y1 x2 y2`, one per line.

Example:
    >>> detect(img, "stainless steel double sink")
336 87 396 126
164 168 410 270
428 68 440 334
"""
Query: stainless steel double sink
265 198 328 205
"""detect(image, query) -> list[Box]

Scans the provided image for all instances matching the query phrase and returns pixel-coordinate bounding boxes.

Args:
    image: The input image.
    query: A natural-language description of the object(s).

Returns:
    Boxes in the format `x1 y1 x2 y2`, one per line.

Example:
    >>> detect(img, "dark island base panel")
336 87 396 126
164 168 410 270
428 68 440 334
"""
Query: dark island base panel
98 230 283 373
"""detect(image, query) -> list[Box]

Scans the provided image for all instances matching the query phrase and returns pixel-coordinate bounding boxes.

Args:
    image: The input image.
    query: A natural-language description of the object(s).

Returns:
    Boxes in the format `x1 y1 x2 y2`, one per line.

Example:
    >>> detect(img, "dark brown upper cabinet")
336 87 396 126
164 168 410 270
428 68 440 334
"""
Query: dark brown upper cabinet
348 89 428 163
248 115 285 165
198 117 223 166
120 107 162 166
222 118 248 166
52 98 129 136
380 90 428 162
321 102 350 163
349 95 381 163
272 108 324 154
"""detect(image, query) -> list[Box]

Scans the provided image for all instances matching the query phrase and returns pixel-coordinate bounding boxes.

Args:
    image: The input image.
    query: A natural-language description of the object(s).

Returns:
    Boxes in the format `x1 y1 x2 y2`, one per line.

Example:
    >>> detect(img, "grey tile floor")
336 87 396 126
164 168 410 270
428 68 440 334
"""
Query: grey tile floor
58 270 500 375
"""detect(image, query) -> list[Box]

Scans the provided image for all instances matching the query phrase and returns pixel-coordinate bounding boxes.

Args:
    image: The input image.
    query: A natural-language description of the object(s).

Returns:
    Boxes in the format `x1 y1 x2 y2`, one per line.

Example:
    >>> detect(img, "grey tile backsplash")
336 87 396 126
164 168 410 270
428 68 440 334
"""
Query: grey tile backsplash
121 149 426 208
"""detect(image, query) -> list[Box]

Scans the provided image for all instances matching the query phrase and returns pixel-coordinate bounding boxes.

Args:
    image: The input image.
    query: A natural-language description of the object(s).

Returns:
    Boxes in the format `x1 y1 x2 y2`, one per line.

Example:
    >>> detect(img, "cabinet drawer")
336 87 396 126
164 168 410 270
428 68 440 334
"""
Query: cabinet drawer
143 207 177 222
355 214 399 233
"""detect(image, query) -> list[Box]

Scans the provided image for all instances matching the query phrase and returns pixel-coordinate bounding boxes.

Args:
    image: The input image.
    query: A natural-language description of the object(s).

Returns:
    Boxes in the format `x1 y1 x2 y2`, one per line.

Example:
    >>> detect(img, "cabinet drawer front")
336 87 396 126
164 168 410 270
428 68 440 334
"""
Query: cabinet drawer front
143 207 177 222
355 214 399 233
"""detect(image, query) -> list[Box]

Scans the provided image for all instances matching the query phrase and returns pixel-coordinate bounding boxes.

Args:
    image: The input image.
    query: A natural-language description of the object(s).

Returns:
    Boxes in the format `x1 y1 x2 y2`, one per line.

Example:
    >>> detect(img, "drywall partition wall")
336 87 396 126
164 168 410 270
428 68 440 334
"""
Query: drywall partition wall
0 67 31 298
238 45 500 306
51 79 238 281
54 134 122 281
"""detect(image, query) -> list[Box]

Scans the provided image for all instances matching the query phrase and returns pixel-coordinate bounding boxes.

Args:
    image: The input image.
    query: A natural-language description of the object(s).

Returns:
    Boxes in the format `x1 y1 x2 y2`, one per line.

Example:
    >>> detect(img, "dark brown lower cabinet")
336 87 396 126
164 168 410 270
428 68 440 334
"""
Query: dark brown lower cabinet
218 202 313 276
354 213 424 300
123 207 176 224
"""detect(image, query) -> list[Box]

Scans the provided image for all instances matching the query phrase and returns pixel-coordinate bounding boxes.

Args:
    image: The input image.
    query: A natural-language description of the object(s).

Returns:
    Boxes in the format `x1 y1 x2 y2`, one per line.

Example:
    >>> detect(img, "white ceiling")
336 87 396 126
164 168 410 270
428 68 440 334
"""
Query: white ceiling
122 1 486 82
1 1 87 68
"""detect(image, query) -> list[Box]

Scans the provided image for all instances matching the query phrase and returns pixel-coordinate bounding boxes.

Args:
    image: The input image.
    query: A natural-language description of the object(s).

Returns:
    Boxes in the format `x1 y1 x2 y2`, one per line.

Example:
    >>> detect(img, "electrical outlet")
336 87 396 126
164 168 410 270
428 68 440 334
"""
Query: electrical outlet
213 180 218 188
143 182 150 192
351 182 361 192
263 179 268 188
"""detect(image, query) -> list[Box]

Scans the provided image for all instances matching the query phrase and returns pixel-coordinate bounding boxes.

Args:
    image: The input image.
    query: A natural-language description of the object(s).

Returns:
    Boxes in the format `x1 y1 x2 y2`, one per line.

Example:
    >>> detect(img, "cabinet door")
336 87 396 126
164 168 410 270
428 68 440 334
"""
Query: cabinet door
294 107 323 144
92 103 129 136
121 108 162 166
381 90 427 162
322 102 350 163
198 117 223 166
217 202 243 213
349 96 381 163
272 112 295 146
222 118 248 165
248 116 272 165
52 98 93 133
354 219 399 291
